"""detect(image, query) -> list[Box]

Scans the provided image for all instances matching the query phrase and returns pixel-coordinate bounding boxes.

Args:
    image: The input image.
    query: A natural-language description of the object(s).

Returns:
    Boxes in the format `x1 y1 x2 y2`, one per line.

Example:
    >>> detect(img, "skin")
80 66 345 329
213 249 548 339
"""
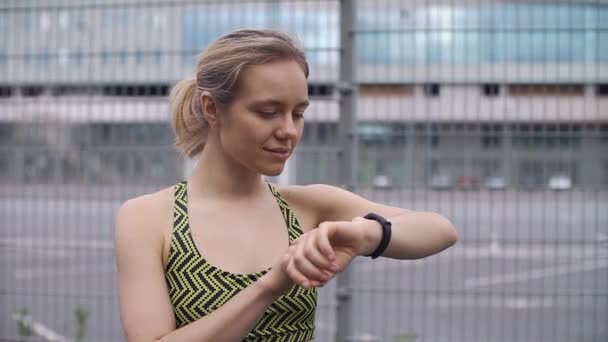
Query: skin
115 59 458 341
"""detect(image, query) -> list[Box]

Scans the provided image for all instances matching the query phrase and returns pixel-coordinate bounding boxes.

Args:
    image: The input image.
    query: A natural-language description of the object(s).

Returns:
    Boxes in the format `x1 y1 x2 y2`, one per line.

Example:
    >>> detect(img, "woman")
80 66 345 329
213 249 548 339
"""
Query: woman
114 29 458 342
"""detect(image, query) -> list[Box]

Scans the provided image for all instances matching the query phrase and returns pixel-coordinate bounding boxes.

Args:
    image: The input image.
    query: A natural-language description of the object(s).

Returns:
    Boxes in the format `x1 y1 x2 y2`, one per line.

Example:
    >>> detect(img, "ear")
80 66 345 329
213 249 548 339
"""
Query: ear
200 92 220 128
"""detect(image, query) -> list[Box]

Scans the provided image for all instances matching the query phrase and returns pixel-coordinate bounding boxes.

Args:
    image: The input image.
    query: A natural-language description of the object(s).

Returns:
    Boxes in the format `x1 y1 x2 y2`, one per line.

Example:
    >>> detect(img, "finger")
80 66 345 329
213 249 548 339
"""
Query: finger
294 240 329 282
284 244 297 259
286 257 313 289
304 232 335 274
309 280 322 288
316 224 336 261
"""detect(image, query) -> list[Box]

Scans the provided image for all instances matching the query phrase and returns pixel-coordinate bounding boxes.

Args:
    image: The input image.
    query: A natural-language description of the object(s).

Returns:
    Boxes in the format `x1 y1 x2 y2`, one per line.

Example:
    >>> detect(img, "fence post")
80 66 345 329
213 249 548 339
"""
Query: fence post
336 0 357 341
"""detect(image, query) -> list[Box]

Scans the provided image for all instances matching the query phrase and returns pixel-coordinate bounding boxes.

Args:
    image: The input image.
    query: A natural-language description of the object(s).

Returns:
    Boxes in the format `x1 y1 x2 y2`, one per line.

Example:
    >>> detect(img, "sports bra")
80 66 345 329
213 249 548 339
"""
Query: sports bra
164 181 317 341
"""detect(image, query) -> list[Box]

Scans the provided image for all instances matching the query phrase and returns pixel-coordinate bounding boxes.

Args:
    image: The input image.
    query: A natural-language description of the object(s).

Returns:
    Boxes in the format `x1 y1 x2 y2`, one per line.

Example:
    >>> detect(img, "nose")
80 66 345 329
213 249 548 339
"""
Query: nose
276 114 298 140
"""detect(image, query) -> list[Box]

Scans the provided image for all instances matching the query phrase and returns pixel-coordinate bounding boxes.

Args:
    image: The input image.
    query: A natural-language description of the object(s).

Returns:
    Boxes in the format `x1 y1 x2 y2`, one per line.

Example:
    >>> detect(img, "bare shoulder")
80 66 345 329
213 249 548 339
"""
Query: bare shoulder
114 186 175 253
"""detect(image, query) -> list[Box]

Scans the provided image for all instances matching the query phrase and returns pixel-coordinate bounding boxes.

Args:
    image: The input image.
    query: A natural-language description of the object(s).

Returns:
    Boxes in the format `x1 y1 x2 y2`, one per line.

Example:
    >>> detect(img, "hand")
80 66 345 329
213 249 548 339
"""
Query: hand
259 230 342 295
262 247 298 297
285 218 372 289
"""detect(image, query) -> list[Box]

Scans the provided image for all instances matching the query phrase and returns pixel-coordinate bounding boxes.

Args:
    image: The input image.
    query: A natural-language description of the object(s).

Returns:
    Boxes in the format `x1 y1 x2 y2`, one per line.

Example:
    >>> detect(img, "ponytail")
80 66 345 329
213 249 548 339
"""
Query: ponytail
169 78 207 158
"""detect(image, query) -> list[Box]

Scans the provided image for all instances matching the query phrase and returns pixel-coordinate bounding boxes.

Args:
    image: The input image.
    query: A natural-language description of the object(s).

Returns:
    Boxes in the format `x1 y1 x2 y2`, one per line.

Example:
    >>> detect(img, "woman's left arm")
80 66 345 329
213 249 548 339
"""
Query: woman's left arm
294 184 459 260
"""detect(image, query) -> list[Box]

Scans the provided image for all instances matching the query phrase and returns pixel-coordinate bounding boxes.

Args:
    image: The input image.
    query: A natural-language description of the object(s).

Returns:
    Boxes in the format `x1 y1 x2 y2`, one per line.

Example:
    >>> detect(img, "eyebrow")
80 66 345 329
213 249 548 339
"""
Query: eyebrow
251 99 310 108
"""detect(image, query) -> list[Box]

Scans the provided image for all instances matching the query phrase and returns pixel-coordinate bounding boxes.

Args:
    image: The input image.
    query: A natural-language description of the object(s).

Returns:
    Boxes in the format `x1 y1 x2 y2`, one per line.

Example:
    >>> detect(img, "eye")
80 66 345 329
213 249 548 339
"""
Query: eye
292 112 305 120
257 110 278 118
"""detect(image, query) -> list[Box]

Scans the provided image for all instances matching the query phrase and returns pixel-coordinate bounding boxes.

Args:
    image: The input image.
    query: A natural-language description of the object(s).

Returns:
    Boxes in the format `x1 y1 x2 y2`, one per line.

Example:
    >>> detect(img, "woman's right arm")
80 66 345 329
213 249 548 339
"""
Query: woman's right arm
114 196 296 342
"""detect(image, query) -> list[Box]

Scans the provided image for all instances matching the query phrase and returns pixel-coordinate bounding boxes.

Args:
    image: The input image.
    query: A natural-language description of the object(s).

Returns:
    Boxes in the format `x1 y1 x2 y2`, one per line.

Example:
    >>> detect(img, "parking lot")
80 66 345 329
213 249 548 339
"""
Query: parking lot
1 188 606 341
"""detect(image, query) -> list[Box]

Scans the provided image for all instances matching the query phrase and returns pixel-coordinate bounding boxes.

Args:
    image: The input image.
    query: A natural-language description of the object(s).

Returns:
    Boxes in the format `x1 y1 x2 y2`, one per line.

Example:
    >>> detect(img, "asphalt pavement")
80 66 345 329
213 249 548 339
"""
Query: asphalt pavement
1 189 606 342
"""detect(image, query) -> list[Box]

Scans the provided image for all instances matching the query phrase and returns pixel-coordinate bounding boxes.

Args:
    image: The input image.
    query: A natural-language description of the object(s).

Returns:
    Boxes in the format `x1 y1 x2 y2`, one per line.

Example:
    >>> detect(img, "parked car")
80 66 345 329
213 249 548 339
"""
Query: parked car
372 175 392 189
458 176 480 190
483 176 507 190
429 173 453 190
548 174 572 190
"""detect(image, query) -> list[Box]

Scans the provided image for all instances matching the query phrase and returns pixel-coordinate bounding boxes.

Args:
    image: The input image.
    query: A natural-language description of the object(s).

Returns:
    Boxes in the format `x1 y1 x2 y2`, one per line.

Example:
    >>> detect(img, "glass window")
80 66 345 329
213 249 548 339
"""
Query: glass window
103 10 113 27
135 50 145 64
22 13 35 31
100 50 110 64
0 151 11 180
73 12 86 31
545 32 582 62
452 32 481 64
482 84 500 97
478 32 494 63
599 31 608 62
119 10 129 26
104 9 128 28
423 84 440 97
425 31 451 64
357 123 392 146
492 32 518 63
118 51 127 64
599 6 608 29
569 31 588 62
58 48 69 66
152 13 165 29
278 7 338 49
59 11 70 30
39 49 50 65
24 150 55 183
154 50 162 64
25 50 34 65
72 50 83 65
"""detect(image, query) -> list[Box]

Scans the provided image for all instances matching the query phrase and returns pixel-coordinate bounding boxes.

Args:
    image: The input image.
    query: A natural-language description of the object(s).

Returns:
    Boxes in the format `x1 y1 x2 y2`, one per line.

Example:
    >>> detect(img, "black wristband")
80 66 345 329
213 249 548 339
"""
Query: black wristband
364 213 392 259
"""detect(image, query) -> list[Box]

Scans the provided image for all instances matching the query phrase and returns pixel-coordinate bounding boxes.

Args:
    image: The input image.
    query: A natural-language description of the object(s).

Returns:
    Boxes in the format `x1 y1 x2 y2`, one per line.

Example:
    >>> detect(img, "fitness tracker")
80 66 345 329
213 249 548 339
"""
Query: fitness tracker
363 213 392 259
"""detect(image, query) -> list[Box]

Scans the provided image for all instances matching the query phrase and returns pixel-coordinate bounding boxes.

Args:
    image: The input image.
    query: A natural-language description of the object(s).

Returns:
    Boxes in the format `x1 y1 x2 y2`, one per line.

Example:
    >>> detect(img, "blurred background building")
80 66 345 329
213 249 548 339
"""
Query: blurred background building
1 0 606 189
1 1 606 341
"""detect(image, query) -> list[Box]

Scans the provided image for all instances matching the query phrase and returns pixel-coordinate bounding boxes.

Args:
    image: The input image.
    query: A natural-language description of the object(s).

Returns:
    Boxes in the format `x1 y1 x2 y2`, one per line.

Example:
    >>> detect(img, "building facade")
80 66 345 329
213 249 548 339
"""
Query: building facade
1 0 607 189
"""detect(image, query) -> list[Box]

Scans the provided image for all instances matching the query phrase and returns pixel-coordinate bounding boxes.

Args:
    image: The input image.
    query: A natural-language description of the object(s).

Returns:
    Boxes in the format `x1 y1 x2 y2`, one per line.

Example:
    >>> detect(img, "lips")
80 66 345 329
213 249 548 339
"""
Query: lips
265 147 289 154
264 147 291 160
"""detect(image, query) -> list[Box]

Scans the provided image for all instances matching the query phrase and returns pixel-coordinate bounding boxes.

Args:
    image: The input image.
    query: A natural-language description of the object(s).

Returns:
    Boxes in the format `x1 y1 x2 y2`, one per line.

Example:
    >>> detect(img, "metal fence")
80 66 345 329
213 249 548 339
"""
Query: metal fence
1 0 607 341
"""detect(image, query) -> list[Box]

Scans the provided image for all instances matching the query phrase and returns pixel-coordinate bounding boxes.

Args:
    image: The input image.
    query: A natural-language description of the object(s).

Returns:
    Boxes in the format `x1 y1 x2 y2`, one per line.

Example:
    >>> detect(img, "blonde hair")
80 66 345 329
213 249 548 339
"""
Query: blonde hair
169 29 309 158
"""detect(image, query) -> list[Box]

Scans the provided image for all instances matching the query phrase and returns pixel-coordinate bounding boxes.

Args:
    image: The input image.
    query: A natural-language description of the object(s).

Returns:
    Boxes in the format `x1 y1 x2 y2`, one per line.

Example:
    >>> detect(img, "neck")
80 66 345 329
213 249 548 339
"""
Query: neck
187 141 266 200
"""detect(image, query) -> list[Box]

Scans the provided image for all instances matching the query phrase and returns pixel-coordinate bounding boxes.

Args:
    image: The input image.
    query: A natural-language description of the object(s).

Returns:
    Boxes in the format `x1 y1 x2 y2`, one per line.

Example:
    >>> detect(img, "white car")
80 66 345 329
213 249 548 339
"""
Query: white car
483 176 507 190
548 175 572 190
429 173 452 190
372 175 392 189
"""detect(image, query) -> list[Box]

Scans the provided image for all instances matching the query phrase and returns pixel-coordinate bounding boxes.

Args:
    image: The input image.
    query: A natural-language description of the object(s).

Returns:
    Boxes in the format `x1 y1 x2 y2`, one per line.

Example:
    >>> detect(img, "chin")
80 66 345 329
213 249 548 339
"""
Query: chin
261 164 285 177
264 168 284 177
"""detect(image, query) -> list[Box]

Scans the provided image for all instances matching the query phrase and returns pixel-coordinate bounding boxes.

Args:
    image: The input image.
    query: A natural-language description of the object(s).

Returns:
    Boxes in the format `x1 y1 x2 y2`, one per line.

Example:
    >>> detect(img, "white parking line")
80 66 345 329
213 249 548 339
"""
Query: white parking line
14 264 116 280
463 259 608 290
0 237 113 250
428 295 556 309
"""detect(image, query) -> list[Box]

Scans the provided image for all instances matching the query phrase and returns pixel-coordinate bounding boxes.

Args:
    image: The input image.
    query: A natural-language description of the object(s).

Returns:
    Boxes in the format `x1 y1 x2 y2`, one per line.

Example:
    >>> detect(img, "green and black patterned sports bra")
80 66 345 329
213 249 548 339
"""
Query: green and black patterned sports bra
164 181 317 341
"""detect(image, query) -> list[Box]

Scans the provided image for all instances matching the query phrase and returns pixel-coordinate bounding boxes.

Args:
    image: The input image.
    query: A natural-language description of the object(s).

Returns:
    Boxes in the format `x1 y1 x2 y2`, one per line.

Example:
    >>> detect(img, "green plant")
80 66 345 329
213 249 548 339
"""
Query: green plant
393 332 417 342
75 305 89 342
14 307 33 342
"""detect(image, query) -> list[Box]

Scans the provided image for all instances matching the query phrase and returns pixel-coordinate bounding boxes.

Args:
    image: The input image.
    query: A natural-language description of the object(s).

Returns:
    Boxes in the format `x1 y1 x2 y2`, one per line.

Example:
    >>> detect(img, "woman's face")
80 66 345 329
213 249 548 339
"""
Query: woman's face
218 59 309 176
